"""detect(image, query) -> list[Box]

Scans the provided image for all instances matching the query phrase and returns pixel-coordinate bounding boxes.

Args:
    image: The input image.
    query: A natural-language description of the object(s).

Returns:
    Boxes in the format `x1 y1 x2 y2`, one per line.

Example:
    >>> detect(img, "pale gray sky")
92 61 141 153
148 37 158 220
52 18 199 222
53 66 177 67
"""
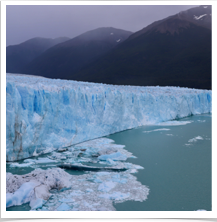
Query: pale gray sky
6 5 198 46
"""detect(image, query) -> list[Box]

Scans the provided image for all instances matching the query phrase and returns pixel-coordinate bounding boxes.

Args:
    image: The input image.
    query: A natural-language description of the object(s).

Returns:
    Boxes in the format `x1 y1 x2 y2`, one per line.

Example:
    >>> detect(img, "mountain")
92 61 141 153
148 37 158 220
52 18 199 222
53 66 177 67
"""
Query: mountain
22 27 133 79
6 37 70 73
74 5 211 90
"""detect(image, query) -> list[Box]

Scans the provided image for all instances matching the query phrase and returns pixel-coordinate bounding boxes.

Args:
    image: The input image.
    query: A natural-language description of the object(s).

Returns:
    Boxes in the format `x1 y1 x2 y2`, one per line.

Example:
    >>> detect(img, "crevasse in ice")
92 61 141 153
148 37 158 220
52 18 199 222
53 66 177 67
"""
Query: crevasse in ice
6 74 212 161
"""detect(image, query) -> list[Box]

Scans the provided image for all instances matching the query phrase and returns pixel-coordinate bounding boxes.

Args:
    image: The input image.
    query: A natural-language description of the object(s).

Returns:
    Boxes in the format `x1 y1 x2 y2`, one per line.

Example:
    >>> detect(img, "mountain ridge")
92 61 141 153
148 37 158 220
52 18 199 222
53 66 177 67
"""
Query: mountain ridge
7 5 211 90
73 5 212 89
22 27 133 79
6 37 70 73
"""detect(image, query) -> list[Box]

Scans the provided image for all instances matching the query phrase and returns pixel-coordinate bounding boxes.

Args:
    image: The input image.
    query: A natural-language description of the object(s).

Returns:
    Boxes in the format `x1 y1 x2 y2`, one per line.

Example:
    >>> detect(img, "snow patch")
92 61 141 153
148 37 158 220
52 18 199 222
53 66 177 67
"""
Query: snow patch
194 14 207 20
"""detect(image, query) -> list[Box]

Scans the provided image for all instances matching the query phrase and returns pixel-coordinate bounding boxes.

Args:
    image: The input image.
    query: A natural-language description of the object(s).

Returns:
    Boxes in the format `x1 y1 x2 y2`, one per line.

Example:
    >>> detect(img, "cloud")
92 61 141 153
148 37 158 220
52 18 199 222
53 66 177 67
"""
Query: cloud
6 5 198 46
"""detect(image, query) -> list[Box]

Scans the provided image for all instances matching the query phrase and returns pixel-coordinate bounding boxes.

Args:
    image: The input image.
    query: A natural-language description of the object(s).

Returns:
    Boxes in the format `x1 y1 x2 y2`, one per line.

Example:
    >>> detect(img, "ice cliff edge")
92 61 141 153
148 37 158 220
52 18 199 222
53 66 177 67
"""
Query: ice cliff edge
6 74 212 161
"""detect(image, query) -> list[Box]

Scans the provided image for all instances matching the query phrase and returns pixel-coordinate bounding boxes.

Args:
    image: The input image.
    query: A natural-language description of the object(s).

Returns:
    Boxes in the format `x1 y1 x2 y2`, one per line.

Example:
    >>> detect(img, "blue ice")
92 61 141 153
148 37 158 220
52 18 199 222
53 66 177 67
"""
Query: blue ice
6 74 212 161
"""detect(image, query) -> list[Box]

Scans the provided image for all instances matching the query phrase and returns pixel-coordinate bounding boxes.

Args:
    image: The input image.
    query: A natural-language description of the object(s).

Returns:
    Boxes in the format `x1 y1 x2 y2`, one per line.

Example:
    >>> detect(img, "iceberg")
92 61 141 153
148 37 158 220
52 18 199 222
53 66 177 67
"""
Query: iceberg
6 74 212 161
188 136 204 143
6 168 72 209
6 167 149 211
56 203 71 211
98 151 127 161
6 181 40 208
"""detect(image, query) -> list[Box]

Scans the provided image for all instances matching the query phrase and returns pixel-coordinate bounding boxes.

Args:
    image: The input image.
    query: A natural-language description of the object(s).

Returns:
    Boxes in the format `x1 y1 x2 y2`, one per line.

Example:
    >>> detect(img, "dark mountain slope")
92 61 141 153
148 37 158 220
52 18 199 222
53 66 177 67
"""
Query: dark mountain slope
6 37 70 73
128 5 211 41
74 5 211 89
23 27 133 79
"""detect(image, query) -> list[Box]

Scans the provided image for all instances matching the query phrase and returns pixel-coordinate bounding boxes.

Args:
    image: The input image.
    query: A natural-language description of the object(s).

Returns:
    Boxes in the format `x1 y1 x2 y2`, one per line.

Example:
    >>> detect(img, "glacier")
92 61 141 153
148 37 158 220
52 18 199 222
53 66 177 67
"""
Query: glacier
6 73 212 161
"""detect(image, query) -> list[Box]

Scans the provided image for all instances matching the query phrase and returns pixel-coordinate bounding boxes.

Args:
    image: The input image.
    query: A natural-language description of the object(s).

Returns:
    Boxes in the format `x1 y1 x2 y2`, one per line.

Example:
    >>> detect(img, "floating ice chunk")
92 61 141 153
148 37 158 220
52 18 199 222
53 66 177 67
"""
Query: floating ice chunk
124 162 144 170
188 136 203 143
112 174 127 184
50 152 67 160
156 121 192 126
20 167 149 211
98 147 117 155
6 168 72 208
30 198 46 210
6 181 40 208
197 209 207 211
57 203 71 211
60 198 74 203
10 162 34 168
23 157 57 164
98 181 116 192
143 128 170 133
99 192 130 201
70 190 84 196
166 134 173 136
106 158 116 165
94 178 103 183
86 189 94 193
129 169 138 174
98 152 127 161
34 184 51 201
116 39 121 42
198 120 206 122
41 206 48 211
34 158 58 163
96 172 111 176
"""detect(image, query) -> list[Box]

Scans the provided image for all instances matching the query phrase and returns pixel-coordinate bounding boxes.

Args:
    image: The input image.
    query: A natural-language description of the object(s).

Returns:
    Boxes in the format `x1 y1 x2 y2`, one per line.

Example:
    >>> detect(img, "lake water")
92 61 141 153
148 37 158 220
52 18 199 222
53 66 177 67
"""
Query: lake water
6 114 211 211
109 114 212 211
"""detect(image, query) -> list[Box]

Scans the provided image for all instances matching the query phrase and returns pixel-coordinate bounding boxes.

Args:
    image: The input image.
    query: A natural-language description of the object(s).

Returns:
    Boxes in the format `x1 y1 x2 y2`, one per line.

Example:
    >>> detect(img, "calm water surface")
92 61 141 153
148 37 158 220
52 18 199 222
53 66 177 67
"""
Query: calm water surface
108 114 212 211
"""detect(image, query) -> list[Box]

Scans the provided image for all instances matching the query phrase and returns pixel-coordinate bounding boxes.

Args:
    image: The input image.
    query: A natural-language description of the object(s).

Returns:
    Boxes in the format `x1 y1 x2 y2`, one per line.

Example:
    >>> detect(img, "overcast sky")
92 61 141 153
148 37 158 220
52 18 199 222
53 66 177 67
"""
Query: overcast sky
6 5 198 46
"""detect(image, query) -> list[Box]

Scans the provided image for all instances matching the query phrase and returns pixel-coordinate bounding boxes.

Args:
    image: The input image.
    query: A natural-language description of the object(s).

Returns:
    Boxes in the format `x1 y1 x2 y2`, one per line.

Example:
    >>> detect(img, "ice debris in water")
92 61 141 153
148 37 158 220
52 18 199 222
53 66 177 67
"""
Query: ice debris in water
6 168 71 209
197 120 206 122
143 128 170 133
6 138 148 211
6 73 211 161
155 121 193 126
6 168 149 211
188 136 203 143
98 152 127 161
57 203 71 211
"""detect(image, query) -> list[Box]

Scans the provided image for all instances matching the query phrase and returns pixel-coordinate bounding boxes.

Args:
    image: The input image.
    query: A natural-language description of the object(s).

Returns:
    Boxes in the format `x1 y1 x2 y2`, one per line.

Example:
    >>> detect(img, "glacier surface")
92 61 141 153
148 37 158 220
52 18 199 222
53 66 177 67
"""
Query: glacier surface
6 73 212 161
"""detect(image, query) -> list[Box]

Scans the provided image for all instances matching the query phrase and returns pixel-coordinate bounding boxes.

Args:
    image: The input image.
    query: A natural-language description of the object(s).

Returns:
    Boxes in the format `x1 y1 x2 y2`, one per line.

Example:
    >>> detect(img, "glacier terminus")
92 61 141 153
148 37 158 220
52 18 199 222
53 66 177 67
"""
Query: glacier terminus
6 74 212 161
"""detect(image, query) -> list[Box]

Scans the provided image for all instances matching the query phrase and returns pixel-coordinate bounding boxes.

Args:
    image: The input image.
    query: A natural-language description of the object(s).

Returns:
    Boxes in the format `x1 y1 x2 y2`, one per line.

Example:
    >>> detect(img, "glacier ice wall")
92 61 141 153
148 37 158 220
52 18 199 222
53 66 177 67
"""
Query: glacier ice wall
6 74 212 161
